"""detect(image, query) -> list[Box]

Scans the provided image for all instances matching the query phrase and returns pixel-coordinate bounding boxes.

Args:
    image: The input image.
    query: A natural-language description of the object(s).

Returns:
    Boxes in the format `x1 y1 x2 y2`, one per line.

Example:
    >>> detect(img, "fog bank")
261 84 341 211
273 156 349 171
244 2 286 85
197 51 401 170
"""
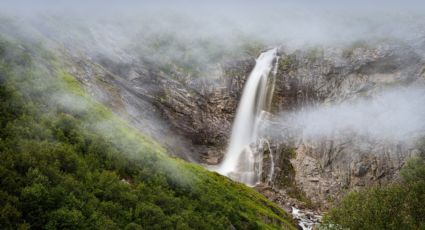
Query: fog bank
275 87 425 143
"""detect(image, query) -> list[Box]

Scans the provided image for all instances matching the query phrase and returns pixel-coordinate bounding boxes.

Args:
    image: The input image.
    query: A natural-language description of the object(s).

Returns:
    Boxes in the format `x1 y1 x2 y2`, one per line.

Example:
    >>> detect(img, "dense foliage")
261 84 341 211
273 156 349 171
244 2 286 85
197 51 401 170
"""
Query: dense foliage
321 156 425 230
0 39 295 229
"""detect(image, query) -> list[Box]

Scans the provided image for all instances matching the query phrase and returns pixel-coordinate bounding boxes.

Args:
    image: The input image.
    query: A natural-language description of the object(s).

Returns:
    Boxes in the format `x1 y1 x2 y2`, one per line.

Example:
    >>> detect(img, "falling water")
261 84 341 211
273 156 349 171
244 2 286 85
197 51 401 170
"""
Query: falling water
218 48 277 186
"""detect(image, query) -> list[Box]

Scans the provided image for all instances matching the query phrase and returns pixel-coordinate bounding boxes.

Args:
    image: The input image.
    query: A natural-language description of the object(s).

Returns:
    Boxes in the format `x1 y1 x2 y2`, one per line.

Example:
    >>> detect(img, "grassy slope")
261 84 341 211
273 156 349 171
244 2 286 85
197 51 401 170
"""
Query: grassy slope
0 37 295 229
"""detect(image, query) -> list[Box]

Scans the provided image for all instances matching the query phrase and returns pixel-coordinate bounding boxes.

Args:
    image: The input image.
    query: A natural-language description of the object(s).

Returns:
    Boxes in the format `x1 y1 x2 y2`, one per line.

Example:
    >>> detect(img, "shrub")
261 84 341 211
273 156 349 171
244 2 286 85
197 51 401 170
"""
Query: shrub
321 157 425 230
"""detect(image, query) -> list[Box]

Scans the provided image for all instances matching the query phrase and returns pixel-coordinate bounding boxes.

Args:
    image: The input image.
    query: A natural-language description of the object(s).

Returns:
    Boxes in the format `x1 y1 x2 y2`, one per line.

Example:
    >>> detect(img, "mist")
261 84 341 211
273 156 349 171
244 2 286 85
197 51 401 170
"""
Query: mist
2 0 425 70
2 1 425 154
273 86 425 144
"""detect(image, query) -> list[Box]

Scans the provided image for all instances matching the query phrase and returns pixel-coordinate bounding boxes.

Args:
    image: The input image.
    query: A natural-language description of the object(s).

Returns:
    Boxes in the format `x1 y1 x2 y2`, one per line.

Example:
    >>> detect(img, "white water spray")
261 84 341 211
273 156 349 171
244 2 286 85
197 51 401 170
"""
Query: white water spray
218 48 277 186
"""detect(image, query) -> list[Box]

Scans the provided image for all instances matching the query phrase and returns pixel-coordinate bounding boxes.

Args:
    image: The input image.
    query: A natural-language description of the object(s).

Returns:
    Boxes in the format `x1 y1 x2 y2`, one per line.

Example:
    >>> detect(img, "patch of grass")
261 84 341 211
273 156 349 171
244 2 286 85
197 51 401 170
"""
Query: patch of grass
306 46 324 60
59 71 85 96
278 55 293 73
342 40 371 59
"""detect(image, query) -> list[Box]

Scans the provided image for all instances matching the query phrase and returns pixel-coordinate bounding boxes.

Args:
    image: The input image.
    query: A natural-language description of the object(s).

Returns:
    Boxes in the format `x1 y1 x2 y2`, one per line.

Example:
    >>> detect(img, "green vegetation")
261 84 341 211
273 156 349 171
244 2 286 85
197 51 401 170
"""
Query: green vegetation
306 46 324 61
133 31 265 81
0 38 295 229
321 156 425 230
239 37 264 57
341 40 370 59
278 55 293 73
273 147 313 208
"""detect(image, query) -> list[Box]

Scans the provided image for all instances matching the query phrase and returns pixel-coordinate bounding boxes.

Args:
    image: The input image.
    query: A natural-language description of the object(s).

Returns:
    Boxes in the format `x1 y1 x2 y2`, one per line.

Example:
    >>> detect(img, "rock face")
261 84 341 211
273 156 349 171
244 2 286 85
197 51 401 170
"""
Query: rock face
64 49 255 162
63 39 425 209
266 41 425 208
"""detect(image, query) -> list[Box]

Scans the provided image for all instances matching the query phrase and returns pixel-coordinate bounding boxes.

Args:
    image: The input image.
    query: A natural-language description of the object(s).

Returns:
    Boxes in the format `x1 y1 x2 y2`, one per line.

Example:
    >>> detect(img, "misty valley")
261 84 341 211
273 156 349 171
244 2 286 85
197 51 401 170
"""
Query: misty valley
1 1 425 230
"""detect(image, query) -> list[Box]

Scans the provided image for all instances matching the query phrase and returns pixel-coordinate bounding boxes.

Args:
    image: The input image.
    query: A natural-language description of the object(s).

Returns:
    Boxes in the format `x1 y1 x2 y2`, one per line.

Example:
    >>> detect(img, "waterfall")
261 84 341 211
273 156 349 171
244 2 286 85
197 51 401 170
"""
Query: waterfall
218 48 277 186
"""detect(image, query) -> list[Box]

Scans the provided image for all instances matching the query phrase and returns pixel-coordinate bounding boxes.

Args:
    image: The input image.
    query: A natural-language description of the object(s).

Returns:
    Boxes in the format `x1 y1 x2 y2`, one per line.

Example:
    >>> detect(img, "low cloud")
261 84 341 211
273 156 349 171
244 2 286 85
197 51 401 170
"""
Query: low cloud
273 86 425 143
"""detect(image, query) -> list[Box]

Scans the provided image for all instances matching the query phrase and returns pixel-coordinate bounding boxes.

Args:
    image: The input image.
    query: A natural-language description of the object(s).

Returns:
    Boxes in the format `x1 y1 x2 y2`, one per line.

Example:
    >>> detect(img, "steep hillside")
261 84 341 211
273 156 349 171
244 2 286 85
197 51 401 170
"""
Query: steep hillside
76 37 425 209
2 2 425 229
0 38 296 229
46 28 425 212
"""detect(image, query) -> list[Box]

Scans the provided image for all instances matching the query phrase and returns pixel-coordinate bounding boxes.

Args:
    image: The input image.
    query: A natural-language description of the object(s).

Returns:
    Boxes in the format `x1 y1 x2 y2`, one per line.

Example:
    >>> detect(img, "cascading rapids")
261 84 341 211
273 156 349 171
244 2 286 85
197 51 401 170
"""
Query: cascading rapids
218 48 278 186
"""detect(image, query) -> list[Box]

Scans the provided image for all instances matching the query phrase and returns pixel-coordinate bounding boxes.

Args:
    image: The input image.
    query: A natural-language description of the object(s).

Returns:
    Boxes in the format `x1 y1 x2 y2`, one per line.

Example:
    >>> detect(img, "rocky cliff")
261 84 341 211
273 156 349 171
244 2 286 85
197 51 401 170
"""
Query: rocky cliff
261 41 425 209
62 39 425 210
62 48 256 163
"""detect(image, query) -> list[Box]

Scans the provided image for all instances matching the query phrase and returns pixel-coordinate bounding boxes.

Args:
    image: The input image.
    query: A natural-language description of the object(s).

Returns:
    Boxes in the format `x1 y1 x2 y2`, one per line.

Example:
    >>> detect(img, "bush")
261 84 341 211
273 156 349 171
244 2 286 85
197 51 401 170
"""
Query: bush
321 157 425 230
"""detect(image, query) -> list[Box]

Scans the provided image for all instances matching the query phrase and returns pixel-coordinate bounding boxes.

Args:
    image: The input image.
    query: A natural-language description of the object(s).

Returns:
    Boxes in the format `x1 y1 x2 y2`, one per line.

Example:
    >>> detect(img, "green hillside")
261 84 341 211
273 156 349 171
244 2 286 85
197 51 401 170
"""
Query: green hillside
0 37 295 229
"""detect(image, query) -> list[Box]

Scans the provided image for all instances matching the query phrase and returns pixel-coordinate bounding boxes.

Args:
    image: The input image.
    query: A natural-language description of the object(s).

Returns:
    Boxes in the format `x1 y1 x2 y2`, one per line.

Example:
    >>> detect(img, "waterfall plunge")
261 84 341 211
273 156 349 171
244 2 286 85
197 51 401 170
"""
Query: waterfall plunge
218 48 277 186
